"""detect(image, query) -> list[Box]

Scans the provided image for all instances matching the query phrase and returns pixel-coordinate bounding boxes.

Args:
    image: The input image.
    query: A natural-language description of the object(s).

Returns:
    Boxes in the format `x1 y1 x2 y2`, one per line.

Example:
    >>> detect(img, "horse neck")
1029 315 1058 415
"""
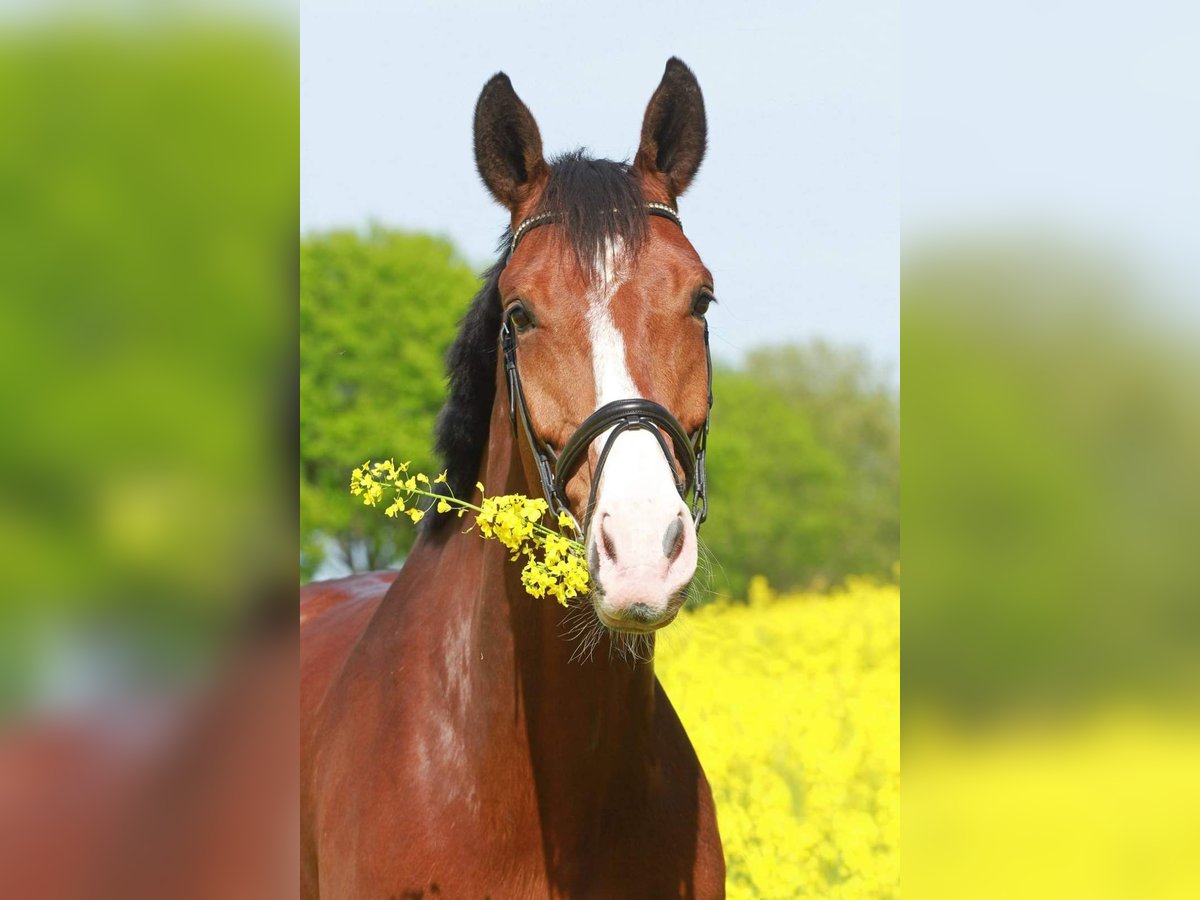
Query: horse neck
430 390 660 794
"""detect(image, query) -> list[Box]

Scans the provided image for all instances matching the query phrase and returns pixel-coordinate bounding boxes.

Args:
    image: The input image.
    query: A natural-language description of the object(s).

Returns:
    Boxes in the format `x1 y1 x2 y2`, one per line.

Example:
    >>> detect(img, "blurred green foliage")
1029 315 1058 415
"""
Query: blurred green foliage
300 229 481 578
903 242 1200 720
0 25 296 715
299 228 900 596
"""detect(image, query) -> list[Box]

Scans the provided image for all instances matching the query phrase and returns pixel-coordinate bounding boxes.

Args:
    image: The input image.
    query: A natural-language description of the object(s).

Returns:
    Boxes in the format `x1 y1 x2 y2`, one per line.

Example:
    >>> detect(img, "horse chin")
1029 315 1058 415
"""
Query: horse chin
591 587 687 634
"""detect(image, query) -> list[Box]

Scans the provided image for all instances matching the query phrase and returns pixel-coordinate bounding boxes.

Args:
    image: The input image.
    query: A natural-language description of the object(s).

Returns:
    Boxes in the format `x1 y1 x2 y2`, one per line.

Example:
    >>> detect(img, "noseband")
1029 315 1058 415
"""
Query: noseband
498 202 712 537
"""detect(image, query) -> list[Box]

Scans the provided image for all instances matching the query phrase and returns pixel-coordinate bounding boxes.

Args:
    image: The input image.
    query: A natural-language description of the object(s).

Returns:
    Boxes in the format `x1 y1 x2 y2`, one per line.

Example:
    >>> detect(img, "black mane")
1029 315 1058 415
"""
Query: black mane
429 152 650 524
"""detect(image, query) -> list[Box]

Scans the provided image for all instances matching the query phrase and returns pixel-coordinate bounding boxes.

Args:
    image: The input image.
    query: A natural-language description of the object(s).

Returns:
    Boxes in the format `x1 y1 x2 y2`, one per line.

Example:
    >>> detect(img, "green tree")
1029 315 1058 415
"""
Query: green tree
300 227 479 580
743 341 900 581
699 369 850 599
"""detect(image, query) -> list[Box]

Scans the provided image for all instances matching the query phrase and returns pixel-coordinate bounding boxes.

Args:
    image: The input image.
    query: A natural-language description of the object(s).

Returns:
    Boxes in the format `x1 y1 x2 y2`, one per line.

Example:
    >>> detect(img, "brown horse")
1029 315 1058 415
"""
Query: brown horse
301 59 724 899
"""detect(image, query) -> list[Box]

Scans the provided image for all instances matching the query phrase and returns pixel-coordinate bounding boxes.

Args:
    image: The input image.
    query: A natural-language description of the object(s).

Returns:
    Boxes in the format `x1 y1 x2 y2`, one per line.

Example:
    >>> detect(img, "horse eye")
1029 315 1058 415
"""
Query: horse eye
507 303 534 333
691 290 715 318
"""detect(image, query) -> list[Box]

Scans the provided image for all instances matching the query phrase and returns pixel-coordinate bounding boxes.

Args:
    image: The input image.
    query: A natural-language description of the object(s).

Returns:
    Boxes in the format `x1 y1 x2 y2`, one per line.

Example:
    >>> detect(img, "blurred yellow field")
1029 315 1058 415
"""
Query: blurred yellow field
658 579 900 899
904 712 1200 900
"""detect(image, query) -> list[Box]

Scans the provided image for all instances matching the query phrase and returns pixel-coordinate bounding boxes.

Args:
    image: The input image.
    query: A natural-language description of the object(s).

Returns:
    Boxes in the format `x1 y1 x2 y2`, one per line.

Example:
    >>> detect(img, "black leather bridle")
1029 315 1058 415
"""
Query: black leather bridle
498 202 712 537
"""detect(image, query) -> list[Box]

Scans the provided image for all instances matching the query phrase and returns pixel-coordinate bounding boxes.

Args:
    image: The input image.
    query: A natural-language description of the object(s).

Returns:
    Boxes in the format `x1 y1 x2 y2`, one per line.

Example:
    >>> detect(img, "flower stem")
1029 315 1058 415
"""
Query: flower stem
397 486 585 554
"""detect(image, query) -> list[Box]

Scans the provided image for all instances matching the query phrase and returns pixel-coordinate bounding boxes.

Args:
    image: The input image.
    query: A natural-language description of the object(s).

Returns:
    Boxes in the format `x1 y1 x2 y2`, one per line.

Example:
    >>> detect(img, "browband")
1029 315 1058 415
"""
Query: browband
508 201 682 259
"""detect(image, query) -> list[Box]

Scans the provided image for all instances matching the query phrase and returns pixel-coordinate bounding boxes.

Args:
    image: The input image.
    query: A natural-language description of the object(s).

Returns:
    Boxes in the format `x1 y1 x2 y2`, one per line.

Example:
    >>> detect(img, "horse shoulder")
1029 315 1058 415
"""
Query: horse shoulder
300 571 397 706
302 567 497 898
300 570 399 899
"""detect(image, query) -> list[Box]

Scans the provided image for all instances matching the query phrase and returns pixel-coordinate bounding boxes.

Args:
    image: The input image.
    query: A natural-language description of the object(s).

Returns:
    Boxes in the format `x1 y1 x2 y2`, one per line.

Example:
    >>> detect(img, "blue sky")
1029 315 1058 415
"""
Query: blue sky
301 1 899 371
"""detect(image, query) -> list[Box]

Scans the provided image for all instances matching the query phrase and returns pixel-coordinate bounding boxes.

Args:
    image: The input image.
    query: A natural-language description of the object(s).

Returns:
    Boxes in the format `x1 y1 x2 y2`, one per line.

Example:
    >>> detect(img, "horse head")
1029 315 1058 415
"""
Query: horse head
462 59 713 634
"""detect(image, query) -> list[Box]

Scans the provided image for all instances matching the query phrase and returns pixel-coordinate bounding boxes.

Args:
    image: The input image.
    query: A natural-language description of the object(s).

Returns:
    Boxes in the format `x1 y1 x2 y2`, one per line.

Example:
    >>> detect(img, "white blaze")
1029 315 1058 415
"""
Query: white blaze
585 241 679 522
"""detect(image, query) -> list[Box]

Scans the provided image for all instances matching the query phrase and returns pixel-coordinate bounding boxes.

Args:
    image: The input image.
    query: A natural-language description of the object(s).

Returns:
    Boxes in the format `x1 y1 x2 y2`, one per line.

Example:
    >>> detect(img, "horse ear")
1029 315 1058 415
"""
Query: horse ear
473 73 548 212
635 58 707 200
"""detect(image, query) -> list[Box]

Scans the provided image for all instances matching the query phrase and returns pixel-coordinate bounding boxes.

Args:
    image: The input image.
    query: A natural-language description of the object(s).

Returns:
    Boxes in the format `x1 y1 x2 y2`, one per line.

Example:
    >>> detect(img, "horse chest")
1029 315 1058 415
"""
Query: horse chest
320 706 721 899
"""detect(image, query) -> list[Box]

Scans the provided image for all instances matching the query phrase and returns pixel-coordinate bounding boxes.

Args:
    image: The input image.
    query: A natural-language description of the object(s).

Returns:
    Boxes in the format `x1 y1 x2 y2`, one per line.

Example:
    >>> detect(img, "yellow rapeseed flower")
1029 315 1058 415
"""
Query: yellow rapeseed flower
350 462 588 604
657 579 900 898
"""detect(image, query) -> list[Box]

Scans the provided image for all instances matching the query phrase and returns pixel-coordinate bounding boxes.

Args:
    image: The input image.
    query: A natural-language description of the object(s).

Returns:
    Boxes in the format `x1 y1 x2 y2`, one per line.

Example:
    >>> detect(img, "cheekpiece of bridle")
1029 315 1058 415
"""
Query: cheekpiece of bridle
498 201 712 539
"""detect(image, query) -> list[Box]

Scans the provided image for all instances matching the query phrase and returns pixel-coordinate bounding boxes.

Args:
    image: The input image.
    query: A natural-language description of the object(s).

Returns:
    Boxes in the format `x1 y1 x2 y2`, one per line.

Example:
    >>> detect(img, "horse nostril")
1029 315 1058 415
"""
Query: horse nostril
600 515 618 563
663 516 686 562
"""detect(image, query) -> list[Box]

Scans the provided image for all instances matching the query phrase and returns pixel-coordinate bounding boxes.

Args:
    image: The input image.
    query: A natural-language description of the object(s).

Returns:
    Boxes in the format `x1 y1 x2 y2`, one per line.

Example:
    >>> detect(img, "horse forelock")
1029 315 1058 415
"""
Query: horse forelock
530 151 648 283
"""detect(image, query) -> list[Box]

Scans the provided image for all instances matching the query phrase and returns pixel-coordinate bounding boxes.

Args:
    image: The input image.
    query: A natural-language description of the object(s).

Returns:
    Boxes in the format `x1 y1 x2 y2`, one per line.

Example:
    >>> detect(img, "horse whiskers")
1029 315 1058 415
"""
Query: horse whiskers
569 615 607 665
560 604 594 638
562 618 593 644
567 623 604 664
580 624 607 665
558 595 605 664
559 590 669 666
607 629 654 665
689 536 724 606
